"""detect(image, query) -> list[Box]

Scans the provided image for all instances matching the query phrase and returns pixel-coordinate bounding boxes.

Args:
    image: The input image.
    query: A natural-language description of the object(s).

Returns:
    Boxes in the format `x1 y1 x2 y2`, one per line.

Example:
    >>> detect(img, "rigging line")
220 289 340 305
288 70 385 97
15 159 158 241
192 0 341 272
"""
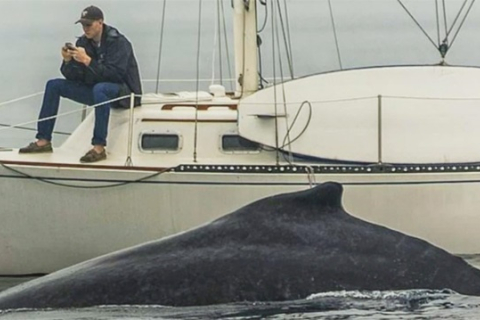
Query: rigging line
396 0 439 50
0 162 172 189
271 0 280 165
275 0 294 79
0 95 130 133
442 0 449 44
217 0 224 85
445 0 468 39
257 43 267 89
193 0 203 163
239 0 250 98
435 0 441 46
328 0 343 70
449 0 476 48
257 0 269 33
0 123 70 136
274 0 292 162
243 95 377 105
280 101 313 150
0 92 44 109
155 0 168 94
220 0 234 92
383 94 480 101
283 0 295 78
211 0 219 86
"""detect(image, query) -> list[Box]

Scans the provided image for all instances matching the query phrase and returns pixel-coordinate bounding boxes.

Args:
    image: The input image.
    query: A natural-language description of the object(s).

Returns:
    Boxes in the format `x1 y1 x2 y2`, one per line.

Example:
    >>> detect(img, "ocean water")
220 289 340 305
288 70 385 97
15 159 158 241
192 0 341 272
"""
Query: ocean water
2 1 480 319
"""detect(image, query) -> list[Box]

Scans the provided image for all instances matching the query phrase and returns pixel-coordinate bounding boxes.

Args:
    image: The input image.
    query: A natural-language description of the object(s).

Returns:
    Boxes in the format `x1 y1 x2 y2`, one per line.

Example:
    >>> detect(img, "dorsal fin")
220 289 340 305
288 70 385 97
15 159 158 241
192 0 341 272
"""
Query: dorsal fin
288 182 343 209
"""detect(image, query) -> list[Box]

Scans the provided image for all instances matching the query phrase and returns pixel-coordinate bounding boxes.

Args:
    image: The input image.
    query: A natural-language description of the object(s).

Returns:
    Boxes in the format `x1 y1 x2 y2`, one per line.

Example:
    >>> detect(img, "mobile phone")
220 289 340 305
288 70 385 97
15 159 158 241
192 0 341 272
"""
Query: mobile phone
65 42 76 50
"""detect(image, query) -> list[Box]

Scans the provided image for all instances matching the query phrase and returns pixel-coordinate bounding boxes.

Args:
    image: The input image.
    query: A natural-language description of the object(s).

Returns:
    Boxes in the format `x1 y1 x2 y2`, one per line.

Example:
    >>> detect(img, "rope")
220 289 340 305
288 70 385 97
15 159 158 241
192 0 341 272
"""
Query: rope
328 0 343 70
257 0 269 33
0 92 44 109
275 0 294 79
239 0 248 98
271 0 280 165
283 0 294 77
257 37 266 89
435 0 441 46
257 0 268 89
449 0 476 48
442 0 449 44
241 95 378 106
397 0 439 51
211 0 219 86
383 94 480 101
0 161 173 189
217 0 224 85
193 0 203 163
240 95 480 108
398 0 475 59
305 165 316 188
445 0 468 39
0 95 130 133
280 101 313 149
220 0 234 92
273 2 293 163
0 123 70 136
155 0 168 94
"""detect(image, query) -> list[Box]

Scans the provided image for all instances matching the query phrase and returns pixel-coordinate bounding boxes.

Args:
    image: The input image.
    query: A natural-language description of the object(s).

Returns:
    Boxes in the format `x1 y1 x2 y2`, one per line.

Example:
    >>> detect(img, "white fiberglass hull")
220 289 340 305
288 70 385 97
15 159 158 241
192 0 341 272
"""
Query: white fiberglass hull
1 162 480 274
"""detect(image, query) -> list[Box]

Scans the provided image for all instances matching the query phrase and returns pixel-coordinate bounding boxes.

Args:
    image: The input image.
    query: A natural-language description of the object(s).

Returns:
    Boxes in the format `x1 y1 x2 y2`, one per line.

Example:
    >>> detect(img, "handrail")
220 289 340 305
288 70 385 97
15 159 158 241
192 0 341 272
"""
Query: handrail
275 94 480 165
240 95 480 107
4 89 480 167
0 92 44 109
0 93 139 166
0 95 131 133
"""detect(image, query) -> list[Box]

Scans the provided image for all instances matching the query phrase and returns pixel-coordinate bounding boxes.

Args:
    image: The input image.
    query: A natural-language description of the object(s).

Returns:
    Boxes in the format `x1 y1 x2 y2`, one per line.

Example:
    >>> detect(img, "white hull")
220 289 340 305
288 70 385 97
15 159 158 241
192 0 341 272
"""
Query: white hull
1 161 480 274
3 65 480 274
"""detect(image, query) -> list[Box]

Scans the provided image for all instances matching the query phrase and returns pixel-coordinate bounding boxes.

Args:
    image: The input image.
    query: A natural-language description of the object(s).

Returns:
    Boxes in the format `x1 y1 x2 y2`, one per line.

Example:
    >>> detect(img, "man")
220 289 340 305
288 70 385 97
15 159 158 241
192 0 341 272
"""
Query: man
19 5 142 163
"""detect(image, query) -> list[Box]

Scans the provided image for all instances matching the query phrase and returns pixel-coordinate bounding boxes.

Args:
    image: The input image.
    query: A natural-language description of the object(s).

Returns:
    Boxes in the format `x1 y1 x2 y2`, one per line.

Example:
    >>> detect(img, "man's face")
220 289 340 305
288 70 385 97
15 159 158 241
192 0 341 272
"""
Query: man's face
81 20 103 39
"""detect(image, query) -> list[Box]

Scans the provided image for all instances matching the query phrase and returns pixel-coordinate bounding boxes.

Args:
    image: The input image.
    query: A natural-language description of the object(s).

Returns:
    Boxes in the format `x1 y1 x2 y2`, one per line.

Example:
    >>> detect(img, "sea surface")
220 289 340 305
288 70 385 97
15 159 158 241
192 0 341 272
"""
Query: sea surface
1 256 480 320
2 0 480 319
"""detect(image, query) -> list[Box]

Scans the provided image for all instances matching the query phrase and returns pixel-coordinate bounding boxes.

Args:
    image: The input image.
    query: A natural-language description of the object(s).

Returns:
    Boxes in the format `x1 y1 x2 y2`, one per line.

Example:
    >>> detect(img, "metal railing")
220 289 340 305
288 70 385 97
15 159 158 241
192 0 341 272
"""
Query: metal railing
3 89 480 166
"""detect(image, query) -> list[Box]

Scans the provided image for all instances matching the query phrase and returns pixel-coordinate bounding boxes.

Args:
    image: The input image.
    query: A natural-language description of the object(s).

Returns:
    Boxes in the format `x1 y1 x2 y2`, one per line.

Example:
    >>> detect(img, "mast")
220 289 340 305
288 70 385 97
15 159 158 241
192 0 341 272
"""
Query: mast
233 0 258 97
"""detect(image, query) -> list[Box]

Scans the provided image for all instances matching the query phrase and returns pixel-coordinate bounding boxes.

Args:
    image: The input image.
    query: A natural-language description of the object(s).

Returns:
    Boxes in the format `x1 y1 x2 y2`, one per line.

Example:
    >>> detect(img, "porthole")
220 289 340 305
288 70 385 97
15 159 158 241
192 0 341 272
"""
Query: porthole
221 134 260 153
139 131 182 154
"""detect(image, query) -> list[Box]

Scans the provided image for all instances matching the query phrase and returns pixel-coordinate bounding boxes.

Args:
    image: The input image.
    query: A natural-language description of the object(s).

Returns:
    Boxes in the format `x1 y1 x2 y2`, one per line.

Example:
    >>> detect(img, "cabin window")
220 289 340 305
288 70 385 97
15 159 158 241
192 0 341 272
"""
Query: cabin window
139 132 182 153
221 134 260 153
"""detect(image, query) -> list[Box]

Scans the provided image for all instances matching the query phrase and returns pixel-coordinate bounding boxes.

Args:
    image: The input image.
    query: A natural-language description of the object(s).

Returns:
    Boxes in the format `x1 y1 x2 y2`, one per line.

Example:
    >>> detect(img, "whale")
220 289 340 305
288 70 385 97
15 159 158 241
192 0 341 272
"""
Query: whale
0 182 479 309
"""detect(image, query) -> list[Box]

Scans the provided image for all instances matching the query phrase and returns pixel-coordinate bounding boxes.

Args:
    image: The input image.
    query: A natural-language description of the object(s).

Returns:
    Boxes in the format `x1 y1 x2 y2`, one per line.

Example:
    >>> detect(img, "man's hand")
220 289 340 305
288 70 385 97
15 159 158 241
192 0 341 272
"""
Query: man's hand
72 47 92 66
61 45 74 62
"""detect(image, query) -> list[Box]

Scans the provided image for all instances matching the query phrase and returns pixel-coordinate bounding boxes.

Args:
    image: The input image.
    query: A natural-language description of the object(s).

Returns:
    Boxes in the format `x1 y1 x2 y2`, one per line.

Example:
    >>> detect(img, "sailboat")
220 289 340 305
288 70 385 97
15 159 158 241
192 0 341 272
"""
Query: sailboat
1 0 480 275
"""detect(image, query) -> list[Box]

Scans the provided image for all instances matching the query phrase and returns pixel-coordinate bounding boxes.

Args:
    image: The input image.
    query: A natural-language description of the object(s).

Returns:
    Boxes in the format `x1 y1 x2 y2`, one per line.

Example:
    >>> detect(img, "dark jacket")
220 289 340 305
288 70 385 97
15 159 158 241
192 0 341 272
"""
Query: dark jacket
61 24 142 108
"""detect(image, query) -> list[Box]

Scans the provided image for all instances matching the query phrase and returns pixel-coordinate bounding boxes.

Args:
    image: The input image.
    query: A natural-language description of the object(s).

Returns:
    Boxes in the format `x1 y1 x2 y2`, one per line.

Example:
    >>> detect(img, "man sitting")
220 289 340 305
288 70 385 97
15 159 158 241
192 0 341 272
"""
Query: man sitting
19 5 142 163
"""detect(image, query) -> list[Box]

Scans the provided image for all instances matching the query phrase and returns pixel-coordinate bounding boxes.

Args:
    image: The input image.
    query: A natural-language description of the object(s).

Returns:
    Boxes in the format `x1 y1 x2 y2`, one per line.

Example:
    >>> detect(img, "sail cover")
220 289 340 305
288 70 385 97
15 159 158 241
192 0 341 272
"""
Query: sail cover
238 66 480 164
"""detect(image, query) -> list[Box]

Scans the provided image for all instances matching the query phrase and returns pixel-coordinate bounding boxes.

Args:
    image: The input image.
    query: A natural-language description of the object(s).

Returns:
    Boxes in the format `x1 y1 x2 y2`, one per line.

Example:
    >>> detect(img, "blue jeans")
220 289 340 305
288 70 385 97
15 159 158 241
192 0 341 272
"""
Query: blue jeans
36 79 121 146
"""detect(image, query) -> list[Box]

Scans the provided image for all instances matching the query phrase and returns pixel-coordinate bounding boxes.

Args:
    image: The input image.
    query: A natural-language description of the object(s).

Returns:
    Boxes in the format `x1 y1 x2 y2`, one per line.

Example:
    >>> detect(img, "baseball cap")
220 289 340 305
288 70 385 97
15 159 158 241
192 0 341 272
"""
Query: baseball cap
75 6 104 24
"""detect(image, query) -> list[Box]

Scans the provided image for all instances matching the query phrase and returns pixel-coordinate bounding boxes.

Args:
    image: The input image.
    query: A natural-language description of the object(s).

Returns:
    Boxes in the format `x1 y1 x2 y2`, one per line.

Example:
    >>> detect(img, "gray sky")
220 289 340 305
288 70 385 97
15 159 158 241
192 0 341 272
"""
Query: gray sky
1 0 479 146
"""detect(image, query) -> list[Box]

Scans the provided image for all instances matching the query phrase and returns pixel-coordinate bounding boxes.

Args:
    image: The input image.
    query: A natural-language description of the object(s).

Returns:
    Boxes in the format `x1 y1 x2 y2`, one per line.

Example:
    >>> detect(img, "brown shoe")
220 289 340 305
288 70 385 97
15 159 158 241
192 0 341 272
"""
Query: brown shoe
19 141 53 154
80 149 107 163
